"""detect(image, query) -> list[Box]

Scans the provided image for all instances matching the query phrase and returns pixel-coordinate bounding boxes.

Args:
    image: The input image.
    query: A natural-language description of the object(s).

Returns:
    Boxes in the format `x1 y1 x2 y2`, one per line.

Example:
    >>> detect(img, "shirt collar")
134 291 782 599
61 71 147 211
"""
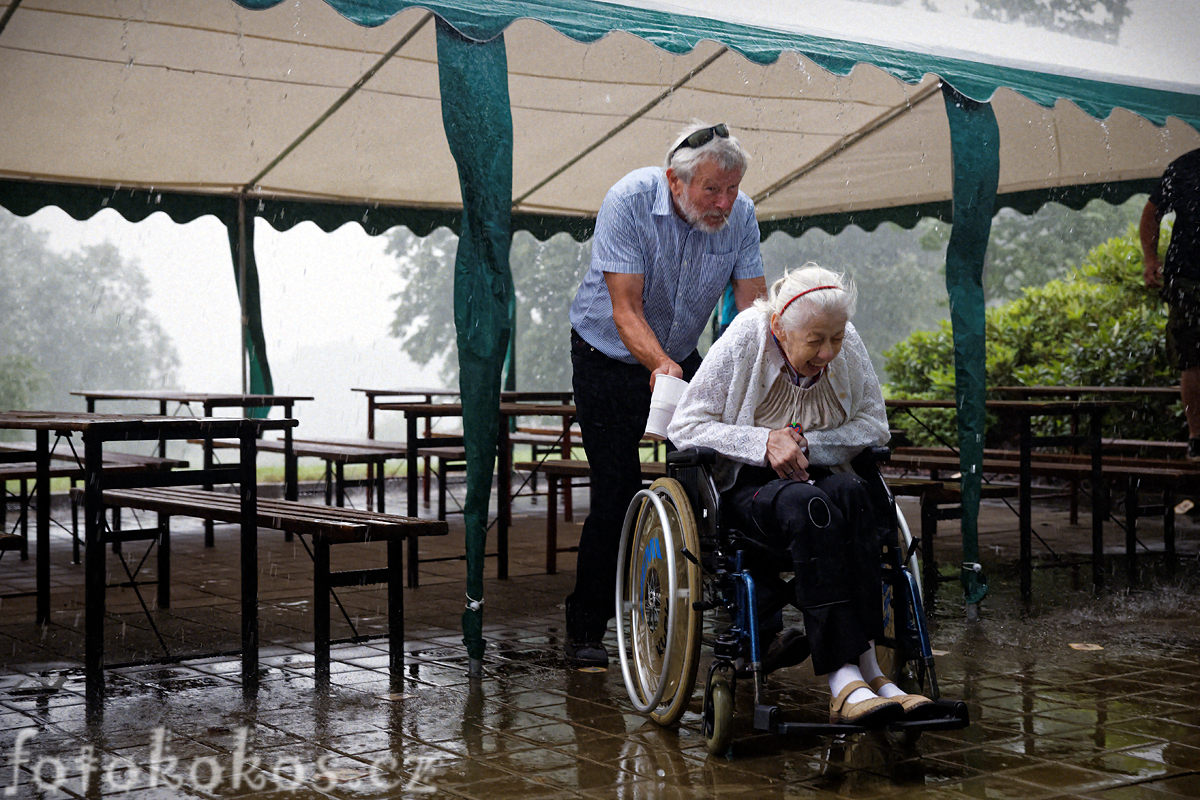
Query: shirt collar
652 170 676 218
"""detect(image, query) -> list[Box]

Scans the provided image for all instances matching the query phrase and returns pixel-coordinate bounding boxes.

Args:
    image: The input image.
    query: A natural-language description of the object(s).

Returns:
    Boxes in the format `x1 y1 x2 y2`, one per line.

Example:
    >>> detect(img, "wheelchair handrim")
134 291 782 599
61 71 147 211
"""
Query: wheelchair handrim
615 487 680 714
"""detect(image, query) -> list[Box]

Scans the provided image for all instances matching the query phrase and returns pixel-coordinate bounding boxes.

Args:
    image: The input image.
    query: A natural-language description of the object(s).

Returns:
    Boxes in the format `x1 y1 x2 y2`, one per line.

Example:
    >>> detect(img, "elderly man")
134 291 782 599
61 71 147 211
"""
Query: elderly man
564 122 767 668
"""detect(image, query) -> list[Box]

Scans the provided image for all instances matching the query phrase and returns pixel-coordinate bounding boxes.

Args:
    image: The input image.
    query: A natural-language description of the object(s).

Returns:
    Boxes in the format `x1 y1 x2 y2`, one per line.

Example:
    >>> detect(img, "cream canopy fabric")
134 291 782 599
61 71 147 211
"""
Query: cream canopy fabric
1 0 1197 234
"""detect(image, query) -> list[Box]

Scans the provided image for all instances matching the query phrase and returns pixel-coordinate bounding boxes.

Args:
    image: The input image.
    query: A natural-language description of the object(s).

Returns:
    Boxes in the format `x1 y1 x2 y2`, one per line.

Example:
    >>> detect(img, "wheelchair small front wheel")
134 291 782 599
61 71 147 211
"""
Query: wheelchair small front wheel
703 668 734 756
616 478 703 726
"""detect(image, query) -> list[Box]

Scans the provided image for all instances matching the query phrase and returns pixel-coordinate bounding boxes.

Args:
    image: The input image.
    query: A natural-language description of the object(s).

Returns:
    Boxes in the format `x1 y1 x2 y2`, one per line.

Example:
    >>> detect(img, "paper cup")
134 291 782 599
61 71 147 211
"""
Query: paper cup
644 375 688 440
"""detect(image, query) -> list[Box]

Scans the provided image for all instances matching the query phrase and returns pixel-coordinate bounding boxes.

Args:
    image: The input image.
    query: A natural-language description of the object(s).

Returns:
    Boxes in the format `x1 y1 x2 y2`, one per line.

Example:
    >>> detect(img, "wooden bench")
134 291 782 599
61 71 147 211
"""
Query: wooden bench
886 476 1024 604
86 485 447 682
509 426 577 509
887 447 1200 586
514 459 666 574
416 445 467 522
200 437 409 511
2 445 186 562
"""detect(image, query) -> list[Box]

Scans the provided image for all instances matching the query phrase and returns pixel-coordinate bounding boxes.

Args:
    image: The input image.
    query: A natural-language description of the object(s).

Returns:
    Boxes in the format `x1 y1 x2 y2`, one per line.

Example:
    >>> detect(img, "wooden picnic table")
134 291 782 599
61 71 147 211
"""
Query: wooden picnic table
886 398 1127 598
370 398 577 584
72 390 313 545
991 385 1179 398
0 410 293 708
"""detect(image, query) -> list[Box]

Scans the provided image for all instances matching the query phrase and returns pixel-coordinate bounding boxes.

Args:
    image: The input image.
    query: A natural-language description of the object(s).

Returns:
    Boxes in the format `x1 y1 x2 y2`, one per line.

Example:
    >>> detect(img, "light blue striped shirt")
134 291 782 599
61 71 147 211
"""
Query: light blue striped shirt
570 167 763 364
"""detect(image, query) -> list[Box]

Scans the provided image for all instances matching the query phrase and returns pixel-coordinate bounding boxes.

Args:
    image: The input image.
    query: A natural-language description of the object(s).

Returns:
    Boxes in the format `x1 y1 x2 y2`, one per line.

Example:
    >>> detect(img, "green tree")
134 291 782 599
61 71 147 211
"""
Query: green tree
0 211 179 413
386 227 459 382
885 223 1177 446
761 221 950 381
919 197 1145 305
387 228 588 391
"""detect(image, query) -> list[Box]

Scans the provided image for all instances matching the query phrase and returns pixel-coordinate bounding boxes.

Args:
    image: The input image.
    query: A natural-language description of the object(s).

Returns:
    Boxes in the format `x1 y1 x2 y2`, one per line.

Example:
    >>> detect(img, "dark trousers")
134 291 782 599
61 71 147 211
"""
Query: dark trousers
565 330 701 642
721 465 884 675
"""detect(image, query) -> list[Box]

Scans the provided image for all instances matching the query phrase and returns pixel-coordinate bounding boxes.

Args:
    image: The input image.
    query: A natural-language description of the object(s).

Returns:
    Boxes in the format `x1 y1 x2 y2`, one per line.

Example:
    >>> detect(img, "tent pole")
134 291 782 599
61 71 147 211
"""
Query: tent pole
436 18 514 676
225 198 274 408
942 83 997 617
237 195 249 394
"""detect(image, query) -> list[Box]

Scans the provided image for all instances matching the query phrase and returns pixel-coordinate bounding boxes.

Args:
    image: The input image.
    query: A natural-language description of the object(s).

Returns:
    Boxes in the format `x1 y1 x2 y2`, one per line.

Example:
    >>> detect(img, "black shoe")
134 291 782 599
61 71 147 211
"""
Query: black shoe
763 626 810 674
1188 438 1200 461
564 640 608 669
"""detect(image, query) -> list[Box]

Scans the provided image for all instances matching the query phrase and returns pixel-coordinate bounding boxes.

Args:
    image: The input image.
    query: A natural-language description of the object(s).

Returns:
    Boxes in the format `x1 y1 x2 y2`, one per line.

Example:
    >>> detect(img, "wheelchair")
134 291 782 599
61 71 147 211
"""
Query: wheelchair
615 446 968 755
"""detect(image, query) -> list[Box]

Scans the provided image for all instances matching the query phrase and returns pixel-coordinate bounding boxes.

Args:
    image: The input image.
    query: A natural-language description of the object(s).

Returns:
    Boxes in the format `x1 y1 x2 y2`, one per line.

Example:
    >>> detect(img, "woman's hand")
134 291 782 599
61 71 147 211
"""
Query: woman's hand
766 427 809 481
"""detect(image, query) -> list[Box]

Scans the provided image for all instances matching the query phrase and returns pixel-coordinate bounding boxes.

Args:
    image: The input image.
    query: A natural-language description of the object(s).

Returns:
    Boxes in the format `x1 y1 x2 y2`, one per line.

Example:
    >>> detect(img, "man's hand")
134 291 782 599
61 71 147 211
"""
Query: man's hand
1144 256 1164 289
650 360 683 390
766 427 809 481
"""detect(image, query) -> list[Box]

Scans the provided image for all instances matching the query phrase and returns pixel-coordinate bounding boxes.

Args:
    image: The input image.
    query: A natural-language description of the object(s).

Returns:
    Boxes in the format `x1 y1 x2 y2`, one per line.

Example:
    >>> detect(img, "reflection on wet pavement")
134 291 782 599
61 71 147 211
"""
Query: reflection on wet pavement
1 493 1199 797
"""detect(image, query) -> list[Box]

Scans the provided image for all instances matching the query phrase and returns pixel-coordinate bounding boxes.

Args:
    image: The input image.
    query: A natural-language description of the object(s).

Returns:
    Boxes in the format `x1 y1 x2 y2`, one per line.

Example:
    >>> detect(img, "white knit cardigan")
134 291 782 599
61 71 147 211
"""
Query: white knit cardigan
667 308 890 490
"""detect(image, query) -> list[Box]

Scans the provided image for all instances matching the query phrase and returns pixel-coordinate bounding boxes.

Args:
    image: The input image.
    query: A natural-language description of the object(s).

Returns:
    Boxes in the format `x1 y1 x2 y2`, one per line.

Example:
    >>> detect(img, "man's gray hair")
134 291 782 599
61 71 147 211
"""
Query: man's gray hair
665 121 749 182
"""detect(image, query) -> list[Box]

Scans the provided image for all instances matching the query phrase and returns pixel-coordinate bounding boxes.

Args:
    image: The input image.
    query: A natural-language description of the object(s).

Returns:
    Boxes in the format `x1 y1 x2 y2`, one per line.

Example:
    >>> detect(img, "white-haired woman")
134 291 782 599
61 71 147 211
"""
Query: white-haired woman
667 263 932 726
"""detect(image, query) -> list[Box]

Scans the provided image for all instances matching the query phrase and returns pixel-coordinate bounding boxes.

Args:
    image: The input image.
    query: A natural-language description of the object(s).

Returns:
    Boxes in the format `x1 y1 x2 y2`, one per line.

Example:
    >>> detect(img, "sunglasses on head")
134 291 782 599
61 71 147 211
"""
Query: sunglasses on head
669 123 729 159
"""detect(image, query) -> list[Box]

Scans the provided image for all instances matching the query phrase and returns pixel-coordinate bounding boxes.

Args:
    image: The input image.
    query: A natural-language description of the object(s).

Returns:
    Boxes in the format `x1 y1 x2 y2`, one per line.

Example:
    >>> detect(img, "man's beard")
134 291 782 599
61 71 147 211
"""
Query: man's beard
677 192 730 234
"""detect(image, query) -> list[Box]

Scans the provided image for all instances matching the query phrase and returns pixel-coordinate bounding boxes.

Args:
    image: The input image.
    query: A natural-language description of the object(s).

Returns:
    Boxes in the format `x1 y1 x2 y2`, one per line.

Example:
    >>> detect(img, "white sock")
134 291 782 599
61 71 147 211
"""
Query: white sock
857 643 904 698
828 664 876 705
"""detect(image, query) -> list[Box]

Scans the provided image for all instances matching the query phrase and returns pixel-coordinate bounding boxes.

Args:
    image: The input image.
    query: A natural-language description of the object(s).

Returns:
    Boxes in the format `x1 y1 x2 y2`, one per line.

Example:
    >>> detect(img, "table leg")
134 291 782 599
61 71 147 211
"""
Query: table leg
1124 479 1138 588
240 426 259 698
498 422 511 580
284 402 298 503
157 512 171 610
406 414 419 589
1089 410 1105 593
388 536 404 682
35 429 50 625
203 435 215 548
1019 417 1032 603
1164 486 1177 579
366 395 376 500
314 535 330 685
84 432 105 708
546 475 558 575
375 458 386 514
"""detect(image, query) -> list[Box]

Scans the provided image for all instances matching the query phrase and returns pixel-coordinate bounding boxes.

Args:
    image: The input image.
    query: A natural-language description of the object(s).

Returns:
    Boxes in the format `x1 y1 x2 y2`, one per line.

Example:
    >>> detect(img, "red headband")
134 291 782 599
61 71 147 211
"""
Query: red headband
778 285 840 317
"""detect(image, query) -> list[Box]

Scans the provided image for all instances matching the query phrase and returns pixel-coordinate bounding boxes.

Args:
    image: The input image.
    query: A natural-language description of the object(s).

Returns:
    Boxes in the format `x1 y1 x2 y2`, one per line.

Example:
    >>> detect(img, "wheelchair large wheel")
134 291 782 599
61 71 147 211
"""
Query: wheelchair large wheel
877 503 939 697
616 478 703 726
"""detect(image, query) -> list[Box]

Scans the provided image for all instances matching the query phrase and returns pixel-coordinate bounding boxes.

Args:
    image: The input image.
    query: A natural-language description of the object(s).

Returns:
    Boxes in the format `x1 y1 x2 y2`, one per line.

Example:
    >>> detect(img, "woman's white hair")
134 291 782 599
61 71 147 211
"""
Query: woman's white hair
755 263 857 328
664 121 749 181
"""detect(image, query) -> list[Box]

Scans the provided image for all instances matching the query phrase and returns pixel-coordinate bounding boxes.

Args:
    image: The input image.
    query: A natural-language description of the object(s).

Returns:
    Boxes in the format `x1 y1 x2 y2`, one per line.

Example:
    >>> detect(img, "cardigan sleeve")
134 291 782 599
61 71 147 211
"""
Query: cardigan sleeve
667 312 771 465
804 322 891 467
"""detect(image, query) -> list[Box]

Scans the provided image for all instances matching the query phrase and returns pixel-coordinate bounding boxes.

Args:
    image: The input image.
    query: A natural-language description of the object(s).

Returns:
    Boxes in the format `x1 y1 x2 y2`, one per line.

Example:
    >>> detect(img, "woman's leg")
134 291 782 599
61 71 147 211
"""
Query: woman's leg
723 473 872 675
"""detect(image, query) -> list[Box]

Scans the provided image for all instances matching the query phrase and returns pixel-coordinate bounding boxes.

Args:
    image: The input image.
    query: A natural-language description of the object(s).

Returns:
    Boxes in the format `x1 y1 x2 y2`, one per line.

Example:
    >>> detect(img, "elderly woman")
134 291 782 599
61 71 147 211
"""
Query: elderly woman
667 264 931 726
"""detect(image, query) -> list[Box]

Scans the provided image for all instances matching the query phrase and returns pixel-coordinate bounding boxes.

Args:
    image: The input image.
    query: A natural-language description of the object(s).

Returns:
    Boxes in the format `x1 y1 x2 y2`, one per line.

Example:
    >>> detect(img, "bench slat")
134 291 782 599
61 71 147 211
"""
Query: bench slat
92 487 447 542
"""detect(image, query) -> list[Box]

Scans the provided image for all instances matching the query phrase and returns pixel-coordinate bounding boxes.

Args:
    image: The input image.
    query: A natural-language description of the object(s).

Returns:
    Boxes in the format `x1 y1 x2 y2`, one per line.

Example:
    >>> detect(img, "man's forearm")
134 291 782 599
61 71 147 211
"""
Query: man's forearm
613 309 674 374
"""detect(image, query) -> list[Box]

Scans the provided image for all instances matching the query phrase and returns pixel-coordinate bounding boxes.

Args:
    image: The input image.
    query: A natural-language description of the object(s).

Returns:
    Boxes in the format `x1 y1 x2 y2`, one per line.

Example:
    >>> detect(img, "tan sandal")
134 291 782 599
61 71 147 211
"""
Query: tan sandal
829 680 902 725
868 676 936 719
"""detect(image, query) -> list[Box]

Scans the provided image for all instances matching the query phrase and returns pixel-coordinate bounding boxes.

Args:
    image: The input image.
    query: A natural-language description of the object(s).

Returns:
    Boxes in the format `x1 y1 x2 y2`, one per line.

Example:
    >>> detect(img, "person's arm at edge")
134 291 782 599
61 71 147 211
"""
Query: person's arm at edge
1141 199 1164 288
605 271 679 387
732 275 767 310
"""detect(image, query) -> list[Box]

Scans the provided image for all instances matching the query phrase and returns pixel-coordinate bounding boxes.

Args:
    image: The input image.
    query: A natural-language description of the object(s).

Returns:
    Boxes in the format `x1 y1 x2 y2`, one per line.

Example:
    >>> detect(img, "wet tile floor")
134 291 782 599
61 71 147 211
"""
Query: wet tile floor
2 484 1200 798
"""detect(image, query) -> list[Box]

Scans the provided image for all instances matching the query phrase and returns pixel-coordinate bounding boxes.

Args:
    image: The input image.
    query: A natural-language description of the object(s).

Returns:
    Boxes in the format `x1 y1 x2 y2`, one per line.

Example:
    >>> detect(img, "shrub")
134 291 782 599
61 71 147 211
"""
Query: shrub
884 224 1180 447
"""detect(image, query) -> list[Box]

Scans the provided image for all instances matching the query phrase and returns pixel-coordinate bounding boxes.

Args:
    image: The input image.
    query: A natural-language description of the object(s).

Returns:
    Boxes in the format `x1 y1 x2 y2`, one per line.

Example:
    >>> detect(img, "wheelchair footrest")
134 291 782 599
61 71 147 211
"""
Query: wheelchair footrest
753 699 969 736
889 699 970 732
753 704 868 736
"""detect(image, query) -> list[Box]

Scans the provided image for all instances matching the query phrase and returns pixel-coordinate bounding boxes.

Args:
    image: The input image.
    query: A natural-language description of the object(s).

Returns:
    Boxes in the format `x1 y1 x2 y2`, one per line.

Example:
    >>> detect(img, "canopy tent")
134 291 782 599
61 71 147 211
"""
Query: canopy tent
2 0 1198 666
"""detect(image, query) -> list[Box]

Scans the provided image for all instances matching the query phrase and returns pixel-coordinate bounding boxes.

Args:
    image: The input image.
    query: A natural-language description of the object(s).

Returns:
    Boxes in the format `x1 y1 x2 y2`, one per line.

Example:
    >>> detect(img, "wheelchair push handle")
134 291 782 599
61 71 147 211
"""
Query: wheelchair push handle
666 446 719 467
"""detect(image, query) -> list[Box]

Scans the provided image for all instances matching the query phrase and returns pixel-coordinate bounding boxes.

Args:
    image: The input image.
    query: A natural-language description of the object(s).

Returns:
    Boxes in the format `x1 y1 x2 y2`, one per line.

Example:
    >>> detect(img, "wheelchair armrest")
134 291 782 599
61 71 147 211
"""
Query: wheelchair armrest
851 446 891 472
666 447 719 467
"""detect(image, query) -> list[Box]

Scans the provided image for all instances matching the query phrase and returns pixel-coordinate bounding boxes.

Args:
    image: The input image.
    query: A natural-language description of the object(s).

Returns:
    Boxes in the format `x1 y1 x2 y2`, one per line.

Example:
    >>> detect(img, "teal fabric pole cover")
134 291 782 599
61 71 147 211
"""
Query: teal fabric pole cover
942 84 997 607
436 18 515 668
223 200 275 415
